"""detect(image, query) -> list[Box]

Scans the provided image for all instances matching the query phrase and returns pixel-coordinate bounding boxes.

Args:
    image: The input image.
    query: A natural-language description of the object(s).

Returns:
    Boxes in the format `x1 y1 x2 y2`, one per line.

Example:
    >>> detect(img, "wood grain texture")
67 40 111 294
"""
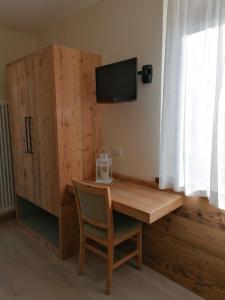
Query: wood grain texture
79 51 102 179
6 48 59 216
32 48 59 216
6 60 34 202
24 57 41 207
6 44 102 259
143 195 225 300
59 190 78 259
66 179 184 224
67 174 225 299
71 179 142 294
53 45 102 200
52 44 101 258
53 45 83 194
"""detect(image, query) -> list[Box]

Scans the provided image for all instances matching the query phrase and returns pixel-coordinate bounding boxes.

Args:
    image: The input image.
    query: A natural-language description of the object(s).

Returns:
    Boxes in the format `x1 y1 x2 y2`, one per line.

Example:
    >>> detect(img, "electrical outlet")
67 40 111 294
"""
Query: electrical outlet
111 147 122 157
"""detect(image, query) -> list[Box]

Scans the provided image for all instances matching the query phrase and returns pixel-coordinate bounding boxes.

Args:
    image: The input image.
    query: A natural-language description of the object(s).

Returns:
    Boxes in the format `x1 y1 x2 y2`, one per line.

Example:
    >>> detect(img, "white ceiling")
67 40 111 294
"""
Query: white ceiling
0 0 100 33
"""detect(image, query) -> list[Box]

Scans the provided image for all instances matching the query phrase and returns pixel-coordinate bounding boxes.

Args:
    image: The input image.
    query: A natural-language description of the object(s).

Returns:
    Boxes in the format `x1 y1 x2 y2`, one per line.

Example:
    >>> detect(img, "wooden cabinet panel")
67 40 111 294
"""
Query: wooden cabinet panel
6 61 35 202
32 49 59 216
80 51 102 179
53 45 101 199
53 46 83 198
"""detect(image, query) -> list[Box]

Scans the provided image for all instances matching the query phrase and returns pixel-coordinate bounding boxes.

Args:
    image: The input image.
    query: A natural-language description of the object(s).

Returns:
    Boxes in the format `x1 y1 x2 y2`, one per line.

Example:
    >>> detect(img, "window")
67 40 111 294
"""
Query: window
160 0 225 210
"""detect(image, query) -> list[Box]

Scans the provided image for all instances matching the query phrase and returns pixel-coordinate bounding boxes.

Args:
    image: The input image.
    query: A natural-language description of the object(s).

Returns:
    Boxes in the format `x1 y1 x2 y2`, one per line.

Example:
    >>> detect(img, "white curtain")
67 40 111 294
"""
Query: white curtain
160 0 225 210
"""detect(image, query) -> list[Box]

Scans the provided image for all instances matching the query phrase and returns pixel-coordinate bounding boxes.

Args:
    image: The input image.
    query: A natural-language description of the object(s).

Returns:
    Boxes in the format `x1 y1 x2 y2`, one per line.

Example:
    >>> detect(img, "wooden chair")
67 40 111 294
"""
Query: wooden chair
71 179 142 294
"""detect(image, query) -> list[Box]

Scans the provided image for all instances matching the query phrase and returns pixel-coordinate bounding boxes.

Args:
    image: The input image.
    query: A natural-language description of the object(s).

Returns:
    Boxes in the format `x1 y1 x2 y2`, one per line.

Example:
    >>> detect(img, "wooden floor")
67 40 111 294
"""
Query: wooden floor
0 220 203 300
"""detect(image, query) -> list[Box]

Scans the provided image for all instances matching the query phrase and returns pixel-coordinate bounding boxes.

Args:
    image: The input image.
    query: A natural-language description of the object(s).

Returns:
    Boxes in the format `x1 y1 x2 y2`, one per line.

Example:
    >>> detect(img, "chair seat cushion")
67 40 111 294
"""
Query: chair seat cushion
83 212 141 241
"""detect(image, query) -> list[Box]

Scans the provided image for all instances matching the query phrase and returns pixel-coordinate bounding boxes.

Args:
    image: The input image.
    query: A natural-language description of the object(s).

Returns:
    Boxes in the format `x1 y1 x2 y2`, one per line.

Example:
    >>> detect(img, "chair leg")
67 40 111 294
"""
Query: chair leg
78 235 86 275
106 247 114 295
136 226 142 270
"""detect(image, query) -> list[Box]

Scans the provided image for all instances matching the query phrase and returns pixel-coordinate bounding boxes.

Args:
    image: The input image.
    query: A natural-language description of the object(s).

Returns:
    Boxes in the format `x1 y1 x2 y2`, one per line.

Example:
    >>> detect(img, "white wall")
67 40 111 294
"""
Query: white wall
0 26 36 102
36 0 163 180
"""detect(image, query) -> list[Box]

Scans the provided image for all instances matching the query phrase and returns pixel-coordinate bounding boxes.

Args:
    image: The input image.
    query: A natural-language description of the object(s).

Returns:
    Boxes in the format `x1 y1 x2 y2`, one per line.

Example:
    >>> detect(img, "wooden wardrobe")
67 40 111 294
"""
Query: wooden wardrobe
6 44 101 258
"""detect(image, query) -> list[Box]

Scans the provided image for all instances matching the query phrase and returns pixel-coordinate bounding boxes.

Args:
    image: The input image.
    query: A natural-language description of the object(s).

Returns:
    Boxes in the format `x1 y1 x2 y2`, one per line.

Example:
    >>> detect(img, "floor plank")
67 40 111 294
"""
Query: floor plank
0 220 203 300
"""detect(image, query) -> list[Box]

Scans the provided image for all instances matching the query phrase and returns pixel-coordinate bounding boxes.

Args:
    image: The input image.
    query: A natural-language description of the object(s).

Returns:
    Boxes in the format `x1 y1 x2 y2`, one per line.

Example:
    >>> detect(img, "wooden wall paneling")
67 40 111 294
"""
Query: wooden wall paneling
144 228 225 299
6 61 34 202
32 48 59 216
150 213 225 260
175 196 225 230
80 51 102 180
143 195 225 300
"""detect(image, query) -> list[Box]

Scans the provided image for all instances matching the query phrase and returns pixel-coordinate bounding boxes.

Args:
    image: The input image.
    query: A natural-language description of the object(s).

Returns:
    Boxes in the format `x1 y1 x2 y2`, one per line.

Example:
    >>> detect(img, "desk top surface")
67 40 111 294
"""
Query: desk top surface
67 179 184 224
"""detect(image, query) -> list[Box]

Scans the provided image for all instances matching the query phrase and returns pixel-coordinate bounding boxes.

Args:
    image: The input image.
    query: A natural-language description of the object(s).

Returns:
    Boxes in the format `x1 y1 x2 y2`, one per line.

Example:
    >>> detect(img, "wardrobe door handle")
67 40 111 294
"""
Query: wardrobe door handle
28 117 33 154
25 117 30 153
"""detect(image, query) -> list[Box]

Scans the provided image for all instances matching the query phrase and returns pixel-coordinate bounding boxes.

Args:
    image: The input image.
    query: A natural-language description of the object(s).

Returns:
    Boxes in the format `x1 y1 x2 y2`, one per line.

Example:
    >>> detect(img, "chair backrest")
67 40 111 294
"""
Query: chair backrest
71 179 113 238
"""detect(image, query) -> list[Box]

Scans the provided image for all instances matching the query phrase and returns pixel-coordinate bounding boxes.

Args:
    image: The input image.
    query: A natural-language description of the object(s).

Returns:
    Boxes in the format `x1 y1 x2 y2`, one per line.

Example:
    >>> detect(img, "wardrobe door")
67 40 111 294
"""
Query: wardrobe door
32 49 59 216
25 57 41 206
6 61 35 202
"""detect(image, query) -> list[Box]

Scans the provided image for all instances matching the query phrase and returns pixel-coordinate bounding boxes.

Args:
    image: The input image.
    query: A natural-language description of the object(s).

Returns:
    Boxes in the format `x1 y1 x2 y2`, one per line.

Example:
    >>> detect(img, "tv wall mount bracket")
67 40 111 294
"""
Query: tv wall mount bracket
137 65 153 84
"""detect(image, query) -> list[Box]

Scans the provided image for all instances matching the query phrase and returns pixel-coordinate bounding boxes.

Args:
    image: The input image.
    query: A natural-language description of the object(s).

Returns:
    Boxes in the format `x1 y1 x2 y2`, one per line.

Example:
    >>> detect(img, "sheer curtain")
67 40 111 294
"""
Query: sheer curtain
160 0 225 210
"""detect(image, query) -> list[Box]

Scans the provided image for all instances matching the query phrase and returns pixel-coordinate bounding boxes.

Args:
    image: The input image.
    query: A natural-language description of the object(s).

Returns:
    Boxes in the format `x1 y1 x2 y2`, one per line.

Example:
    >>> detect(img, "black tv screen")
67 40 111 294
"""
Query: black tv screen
95 57 137 103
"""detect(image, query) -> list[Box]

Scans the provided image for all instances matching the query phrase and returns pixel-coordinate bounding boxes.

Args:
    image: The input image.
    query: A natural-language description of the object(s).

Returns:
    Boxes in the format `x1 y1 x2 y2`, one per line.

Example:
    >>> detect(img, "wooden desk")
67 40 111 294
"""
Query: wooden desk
67 179 184 224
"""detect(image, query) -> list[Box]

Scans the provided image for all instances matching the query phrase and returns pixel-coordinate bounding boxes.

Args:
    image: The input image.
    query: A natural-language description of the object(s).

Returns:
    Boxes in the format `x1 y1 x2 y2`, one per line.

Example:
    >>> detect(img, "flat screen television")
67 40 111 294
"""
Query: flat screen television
95 57 137 103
